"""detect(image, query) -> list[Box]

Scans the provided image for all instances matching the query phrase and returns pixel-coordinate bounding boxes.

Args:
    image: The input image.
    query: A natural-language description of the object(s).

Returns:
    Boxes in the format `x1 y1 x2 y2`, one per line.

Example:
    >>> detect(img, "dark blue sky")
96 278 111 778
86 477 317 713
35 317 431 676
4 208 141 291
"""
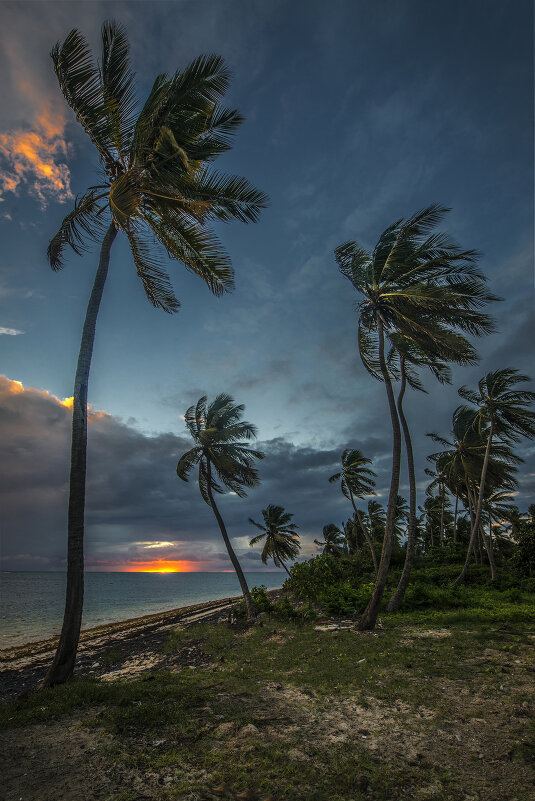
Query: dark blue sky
0 0 533 571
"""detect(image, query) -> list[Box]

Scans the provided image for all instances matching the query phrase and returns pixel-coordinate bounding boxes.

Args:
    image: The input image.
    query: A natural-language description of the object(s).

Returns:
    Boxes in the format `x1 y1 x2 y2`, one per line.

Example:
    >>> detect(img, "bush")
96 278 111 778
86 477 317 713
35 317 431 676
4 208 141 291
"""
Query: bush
250 585 274 613
402 581 472 611
501 587 523 603
520 577 535 593
272 596 297 620
323 582 360 616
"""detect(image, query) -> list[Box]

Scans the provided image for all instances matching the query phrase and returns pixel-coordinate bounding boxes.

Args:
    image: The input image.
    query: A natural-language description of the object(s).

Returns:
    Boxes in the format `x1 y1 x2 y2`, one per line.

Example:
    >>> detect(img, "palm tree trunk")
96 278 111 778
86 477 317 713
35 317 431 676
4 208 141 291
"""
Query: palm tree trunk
281 561 292 577
349 490 378 576
41 222 117 688
480 519 496 580
387 357 416 613
205 459 256 620
453 494 459 543
454 422 494 586
439 484 445 545
358 317 402 630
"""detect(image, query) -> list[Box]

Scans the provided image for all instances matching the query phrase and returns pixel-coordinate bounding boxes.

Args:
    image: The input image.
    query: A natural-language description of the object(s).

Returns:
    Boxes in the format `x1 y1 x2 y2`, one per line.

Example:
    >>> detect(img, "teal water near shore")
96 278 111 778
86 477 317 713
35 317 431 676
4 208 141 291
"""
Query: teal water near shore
0 571 284 648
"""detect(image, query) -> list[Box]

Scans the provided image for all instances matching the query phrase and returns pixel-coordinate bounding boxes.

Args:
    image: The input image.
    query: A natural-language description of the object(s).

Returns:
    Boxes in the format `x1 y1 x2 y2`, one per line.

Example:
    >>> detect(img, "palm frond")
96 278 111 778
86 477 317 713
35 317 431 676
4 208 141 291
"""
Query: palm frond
123 224 179 312
100 20 138 154
51 28 110 160
47 191 108 270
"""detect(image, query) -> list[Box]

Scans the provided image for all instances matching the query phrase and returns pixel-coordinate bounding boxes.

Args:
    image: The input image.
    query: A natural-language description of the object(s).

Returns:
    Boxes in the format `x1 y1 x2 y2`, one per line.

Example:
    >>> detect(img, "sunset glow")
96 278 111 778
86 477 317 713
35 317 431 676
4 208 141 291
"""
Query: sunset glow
123 560 211 573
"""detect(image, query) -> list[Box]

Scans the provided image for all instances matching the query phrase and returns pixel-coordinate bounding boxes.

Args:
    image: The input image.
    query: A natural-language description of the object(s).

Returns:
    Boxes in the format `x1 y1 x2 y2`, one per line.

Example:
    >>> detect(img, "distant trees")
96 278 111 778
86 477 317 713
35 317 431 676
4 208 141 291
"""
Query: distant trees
249 505 300 574
177 394 264 619
335 204 497 629
454 370 535 585
314 524 346 557
43 21 267 687
329 449 378 573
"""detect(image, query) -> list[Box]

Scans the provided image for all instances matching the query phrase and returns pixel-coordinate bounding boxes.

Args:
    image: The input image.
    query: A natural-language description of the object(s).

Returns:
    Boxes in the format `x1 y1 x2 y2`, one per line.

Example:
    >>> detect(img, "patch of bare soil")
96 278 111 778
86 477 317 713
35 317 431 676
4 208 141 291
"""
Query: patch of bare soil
0 717 158 801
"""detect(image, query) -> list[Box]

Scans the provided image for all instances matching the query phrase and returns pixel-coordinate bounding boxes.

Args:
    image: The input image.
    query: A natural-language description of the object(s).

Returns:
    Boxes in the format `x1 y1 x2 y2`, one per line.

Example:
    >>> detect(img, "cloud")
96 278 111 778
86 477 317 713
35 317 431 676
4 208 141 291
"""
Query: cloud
0 22 73 205
0 375 363 572
0 327 24 336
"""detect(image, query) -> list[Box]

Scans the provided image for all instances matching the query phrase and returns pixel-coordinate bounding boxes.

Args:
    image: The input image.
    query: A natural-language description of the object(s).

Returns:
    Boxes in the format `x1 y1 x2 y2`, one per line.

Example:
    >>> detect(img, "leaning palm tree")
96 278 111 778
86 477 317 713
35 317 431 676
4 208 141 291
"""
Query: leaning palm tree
314 524 346 556
329 449 378 573
177 394 264 619
249 505 300 575
42 23 267 686
335 204 497 629
385 337 459 612
454 369 535 585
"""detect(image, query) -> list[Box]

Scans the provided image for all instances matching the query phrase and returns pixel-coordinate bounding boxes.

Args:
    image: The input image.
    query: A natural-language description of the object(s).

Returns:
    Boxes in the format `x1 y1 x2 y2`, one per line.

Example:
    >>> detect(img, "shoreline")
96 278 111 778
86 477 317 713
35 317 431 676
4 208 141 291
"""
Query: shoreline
0 587 282 665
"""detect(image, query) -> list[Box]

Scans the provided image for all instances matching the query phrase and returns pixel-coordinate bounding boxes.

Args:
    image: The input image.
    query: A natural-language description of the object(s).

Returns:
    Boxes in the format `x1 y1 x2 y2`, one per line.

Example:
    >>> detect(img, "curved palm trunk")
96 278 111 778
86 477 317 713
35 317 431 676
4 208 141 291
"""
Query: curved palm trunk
453 494 459 543
42 222 117 687
205 459 256 620
488 515 496 575
281 561 292 577
454 422 494 587
358 317 402 630
387 357 416 612
480 519 496 580
439 484 445 545
349 490 378 576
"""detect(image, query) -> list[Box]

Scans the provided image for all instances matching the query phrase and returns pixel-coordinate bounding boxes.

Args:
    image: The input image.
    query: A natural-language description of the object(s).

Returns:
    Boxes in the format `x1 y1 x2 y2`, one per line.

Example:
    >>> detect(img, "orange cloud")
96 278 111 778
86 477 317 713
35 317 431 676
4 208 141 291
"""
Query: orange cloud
0 122 72 204
0 43 72 205
0 376 109 423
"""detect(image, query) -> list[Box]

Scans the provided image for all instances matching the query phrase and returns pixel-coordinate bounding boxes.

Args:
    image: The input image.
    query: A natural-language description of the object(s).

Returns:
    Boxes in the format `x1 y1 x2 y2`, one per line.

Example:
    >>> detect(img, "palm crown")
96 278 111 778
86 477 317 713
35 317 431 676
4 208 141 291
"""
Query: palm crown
334 203 498 369
176 394 264 501
249 505 300 569
329 449 377 502
458 369 535 444
48 22 268 310
314 524 346 556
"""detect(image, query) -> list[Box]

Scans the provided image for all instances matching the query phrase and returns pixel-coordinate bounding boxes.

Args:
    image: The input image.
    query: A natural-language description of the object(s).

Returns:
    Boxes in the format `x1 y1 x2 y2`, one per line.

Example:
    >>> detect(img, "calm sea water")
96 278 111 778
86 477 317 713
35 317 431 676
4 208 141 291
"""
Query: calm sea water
0 571 284 649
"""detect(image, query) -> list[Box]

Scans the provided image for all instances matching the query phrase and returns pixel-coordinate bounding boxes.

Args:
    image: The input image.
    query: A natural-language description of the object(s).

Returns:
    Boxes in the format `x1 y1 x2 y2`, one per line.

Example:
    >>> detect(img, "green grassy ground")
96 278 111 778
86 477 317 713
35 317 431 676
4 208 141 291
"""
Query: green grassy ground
2 589 534 801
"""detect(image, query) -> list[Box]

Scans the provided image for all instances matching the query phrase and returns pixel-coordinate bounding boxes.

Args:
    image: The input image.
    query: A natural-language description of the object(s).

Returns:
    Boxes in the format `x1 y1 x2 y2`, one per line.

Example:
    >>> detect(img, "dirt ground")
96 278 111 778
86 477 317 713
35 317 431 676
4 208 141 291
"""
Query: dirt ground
1 609 534 801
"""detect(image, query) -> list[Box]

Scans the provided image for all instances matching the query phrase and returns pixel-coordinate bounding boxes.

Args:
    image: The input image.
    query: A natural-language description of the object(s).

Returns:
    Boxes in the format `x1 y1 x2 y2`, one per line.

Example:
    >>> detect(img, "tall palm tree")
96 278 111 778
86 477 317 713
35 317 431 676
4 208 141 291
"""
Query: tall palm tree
42 23 267 686
455 369 535 585
249 505 300 575
314 524 346 556
177 394 264 619
329 449 378 573
386 338 457 612
335 204 497 629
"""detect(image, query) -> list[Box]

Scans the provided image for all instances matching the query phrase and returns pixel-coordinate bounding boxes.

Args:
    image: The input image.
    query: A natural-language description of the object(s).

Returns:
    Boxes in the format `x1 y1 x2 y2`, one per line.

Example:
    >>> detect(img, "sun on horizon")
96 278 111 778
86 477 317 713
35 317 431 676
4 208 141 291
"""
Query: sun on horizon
122 559 212 573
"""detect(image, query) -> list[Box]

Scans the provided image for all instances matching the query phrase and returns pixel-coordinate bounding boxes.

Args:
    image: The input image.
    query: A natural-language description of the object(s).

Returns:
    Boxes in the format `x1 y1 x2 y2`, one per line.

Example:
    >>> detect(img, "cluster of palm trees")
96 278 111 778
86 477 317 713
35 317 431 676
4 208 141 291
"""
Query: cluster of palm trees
333 207 534 627
41 21 534 687
428 369 535 584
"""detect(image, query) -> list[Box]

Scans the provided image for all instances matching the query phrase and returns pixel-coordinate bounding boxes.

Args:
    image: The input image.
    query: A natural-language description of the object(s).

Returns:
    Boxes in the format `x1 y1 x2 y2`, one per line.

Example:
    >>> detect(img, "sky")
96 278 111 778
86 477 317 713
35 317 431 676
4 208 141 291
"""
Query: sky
0 0 533 572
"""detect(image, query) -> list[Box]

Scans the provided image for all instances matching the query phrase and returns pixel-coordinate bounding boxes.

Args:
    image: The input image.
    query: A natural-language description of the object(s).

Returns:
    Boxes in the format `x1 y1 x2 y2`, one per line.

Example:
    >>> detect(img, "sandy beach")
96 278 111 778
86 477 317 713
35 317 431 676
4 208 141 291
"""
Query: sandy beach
0 590 281 701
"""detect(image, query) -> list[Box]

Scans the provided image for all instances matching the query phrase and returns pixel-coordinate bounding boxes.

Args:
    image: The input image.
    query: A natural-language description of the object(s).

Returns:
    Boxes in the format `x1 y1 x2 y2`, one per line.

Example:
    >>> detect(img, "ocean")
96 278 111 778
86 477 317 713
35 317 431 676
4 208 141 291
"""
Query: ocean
0 571 285 649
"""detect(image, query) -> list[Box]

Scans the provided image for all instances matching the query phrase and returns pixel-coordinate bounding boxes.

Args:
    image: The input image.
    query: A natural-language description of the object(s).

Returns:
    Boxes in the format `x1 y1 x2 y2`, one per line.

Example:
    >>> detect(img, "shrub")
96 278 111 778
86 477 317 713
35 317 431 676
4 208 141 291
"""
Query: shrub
323 582 360 616
250 585 274 613
272 596 297 620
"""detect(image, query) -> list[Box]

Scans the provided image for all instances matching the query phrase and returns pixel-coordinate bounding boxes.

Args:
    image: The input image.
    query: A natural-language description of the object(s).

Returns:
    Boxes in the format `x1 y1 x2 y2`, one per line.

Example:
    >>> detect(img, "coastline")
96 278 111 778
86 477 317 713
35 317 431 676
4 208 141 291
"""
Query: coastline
0 588 282 700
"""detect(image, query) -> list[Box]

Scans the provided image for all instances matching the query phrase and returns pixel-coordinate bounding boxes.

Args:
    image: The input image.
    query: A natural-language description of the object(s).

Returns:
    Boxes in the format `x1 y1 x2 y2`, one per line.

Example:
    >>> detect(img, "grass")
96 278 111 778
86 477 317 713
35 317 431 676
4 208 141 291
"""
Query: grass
2 586 534 801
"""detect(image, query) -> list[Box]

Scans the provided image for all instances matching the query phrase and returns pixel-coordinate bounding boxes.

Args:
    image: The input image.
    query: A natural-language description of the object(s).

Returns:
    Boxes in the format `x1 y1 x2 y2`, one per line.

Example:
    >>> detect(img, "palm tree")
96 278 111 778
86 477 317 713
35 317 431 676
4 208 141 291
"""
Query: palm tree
363 500 386 545
177 394 264 619
335 204 497 629
314 524 346 556
386 337 457 612
455 369 535 585
41 23 267 686
249 505 300 575
329 449 378 573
